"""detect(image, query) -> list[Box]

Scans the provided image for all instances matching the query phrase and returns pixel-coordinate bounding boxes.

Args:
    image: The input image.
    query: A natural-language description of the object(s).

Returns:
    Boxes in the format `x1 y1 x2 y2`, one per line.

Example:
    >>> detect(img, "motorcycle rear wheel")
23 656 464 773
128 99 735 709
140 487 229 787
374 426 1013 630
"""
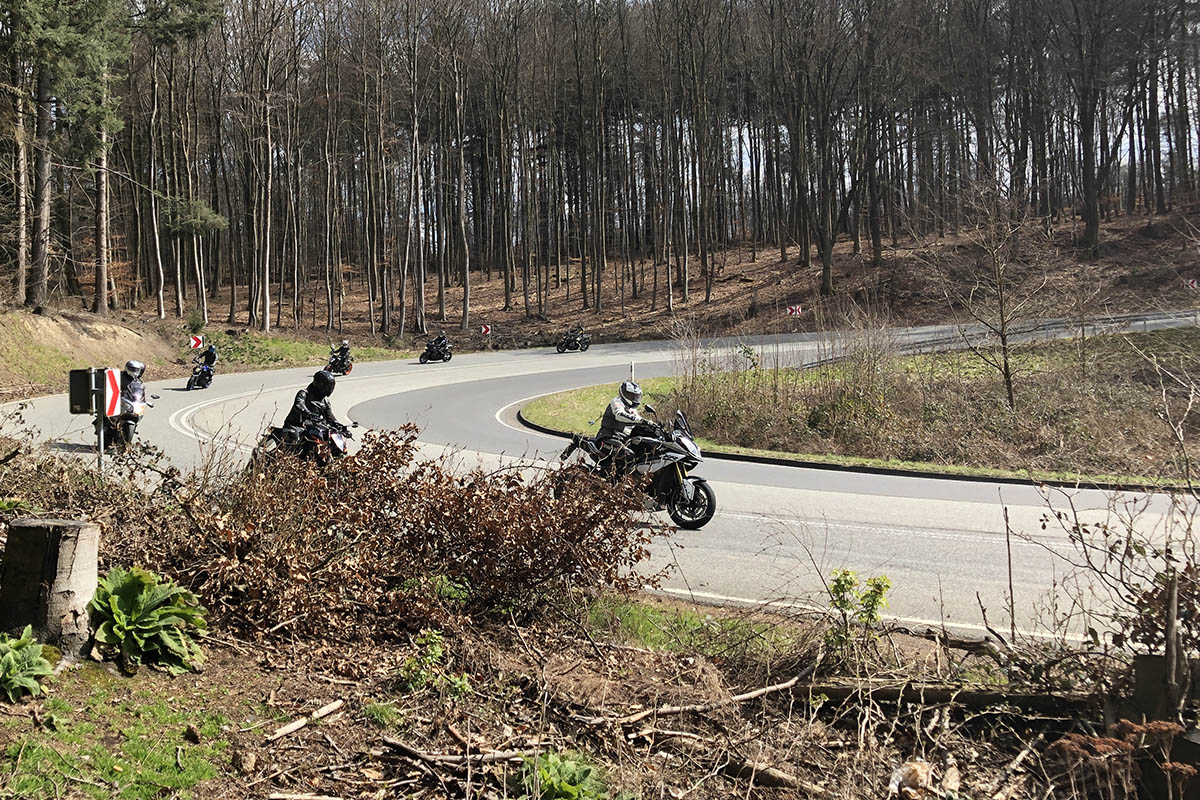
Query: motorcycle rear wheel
668 479 716 530
556 342 566 353
419 352 429 364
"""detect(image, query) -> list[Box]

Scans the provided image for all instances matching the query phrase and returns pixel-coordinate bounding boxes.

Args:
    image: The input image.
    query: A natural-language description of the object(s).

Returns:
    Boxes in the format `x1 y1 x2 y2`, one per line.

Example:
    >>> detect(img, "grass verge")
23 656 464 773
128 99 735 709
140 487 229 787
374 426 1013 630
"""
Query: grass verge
0 664 231 799
522 331 1199 486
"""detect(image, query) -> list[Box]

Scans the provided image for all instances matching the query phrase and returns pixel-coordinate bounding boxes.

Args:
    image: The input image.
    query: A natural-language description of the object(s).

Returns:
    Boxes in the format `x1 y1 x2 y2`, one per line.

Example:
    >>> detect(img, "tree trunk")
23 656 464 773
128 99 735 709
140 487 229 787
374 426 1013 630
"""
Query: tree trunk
27 66 52 308
0 518 99 658
93 93 110 314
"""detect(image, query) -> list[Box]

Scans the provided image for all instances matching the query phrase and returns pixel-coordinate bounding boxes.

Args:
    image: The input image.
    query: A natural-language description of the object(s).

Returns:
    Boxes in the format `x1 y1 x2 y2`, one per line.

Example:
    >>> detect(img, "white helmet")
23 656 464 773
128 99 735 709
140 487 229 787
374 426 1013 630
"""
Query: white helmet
341 340 349 347
124 360 145 380
619 380 642 407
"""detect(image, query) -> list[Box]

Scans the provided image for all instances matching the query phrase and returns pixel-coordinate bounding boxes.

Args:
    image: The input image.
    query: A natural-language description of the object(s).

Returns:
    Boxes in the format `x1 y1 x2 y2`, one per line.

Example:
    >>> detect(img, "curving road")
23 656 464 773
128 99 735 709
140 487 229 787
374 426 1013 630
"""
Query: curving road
9 311 1195 636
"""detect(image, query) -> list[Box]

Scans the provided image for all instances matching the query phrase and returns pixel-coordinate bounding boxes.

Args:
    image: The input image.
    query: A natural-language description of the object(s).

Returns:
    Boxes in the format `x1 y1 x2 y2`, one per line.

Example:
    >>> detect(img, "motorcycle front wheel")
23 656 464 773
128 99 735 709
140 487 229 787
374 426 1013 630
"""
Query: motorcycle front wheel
667 478 716 530
186 376 196 391
580 340 590 352
442 351 452 362
344 362 353 374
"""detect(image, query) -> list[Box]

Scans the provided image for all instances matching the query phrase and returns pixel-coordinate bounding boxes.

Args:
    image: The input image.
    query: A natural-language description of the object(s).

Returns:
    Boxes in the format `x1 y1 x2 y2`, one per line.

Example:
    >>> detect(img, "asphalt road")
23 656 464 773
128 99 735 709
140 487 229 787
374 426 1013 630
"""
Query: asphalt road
9 311 1194 636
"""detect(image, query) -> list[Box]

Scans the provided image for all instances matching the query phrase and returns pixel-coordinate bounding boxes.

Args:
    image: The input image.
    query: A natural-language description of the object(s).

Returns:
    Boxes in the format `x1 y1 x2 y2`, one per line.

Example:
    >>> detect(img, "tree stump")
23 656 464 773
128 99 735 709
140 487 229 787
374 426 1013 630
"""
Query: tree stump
0 518 99 657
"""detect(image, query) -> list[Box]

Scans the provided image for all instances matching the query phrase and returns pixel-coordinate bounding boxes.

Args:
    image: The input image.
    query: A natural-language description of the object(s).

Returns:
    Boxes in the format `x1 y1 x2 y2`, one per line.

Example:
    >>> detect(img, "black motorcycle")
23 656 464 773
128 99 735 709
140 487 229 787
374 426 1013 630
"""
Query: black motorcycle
556 327 591 354
326 348 354 375
185 357 214 390
95 384 160 452
558 406 716 530
252 419 356 467
420 337 452 364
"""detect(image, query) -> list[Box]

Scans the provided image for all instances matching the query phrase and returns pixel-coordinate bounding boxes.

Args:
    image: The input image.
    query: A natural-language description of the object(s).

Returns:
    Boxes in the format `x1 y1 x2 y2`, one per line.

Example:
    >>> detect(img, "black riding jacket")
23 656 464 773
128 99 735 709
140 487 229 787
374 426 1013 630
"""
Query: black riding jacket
283 387 338 429
200 350 218 368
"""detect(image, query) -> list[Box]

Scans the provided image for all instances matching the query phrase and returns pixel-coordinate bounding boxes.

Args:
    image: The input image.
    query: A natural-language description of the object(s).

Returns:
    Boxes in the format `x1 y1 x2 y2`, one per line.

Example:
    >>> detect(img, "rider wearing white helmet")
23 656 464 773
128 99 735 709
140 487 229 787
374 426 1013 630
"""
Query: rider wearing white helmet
598 380 644 441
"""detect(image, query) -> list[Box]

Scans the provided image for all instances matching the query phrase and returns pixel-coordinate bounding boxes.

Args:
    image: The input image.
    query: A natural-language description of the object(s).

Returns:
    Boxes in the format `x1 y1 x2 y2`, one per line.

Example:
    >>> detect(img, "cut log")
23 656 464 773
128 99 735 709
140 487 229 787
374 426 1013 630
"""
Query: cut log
0 518 99 657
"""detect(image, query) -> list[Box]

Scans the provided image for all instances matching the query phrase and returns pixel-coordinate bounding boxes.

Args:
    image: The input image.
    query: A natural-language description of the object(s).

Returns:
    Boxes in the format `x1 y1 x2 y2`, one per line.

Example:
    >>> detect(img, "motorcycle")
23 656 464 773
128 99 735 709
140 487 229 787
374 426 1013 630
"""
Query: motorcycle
556 328 591 354
186 358 214 390
252 419 357 467
95 384 159 452
326 348 354 375
558 406 717 530
419 337 453 364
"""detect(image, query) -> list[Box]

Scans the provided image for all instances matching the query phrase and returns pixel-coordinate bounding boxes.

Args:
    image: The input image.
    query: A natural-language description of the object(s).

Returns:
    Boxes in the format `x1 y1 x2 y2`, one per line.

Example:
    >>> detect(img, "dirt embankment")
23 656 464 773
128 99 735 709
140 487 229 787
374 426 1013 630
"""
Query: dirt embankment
0 309 181 400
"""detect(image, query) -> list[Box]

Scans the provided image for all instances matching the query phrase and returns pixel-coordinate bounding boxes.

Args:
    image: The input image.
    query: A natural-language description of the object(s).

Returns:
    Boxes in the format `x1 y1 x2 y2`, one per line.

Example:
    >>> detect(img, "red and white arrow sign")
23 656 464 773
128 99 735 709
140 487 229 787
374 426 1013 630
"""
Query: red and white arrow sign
481 325 492 335
1187 279 1198 290
189 335 204 349
785 305 803 316
103 368 121 417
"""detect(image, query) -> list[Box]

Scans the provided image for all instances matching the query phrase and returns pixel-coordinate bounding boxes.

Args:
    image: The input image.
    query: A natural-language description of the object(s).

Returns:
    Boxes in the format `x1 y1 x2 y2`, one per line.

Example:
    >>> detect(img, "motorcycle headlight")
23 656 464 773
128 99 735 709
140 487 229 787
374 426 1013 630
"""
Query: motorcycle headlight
681 437 701 460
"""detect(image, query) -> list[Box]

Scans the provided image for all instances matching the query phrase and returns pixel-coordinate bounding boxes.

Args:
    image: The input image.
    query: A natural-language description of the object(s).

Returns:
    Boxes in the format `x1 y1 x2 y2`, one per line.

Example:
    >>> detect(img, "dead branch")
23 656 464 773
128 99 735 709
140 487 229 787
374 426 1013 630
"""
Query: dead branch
666 736 828 795
266 700 345 742
586 665 816 726
381 736 537 766
803 682 1088 713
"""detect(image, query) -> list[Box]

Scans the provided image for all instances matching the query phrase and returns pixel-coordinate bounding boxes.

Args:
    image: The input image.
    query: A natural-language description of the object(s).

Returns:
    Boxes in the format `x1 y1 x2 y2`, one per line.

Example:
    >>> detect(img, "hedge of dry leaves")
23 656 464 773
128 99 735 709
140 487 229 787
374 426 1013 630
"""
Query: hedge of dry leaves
7 428 667 643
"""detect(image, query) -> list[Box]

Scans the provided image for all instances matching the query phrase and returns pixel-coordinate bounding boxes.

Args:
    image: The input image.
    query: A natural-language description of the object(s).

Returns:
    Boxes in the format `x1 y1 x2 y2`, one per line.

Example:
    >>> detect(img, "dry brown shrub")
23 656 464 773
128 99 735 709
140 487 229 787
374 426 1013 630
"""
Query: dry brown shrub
0 422 671 641
143 428 671 639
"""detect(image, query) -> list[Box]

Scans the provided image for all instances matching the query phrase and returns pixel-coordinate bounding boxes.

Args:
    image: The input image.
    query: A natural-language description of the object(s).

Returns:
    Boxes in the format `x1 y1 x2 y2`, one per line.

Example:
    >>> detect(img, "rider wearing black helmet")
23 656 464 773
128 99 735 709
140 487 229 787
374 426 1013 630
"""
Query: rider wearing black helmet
200 344 219 368
284 370 343 430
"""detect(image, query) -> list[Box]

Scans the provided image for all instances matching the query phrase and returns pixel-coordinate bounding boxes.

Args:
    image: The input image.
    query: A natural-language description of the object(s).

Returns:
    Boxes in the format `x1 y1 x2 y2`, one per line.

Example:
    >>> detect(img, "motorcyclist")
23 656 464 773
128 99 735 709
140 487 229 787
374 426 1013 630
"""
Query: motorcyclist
199 344 218 369
596 380 647 474
334 339 350 363
283 370 344 432
430 330 448 349
121 359 146 397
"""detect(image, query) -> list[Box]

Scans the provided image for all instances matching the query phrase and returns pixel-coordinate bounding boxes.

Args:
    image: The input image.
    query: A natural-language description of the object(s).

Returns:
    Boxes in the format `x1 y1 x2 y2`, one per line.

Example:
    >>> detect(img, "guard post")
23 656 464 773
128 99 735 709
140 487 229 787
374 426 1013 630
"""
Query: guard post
68 367 118 459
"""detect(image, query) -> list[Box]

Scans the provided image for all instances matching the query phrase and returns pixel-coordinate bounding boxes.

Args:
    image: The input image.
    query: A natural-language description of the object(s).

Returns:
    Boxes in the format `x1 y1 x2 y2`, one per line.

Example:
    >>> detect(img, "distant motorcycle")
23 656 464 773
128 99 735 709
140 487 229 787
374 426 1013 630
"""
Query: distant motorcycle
185 357 214 391
420 336 453 364
326 347 354 376
556 327 591 354
558 406 716 530
252 419 356 467
95 384 159 452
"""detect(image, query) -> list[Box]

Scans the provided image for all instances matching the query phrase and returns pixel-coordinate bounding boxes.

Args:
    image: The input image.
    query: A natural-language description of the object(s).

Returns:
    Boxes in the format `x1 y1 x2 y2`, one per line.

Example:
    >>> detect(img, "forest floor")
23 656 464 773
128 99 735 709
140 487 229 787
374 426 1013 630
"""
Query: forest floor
189 209 1200 351
0 591 1113 800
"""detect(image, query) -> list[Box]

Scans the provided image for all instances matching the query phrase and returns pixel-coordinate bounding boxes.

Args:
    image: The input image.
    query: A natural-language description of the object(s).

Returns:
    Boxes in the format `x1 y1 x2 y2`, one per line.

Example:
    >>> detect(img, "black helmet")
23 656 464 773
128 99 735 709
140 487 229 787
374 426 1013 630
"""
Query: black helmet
310 370 336 399
206 344 216 354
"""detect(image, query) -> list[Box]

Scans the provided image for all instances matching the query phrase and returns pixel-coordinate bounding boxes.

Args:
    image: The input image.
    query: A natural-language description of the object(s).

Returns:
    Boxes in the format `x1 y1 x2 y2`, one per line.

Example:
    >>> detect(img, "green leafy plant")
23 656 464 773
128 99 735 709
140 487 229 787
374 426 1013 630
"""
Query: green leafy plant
89 567 207 675
0 626 53 702
363 701 401 728
519 752 608 800
825 569 891 657
397 629 472 697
